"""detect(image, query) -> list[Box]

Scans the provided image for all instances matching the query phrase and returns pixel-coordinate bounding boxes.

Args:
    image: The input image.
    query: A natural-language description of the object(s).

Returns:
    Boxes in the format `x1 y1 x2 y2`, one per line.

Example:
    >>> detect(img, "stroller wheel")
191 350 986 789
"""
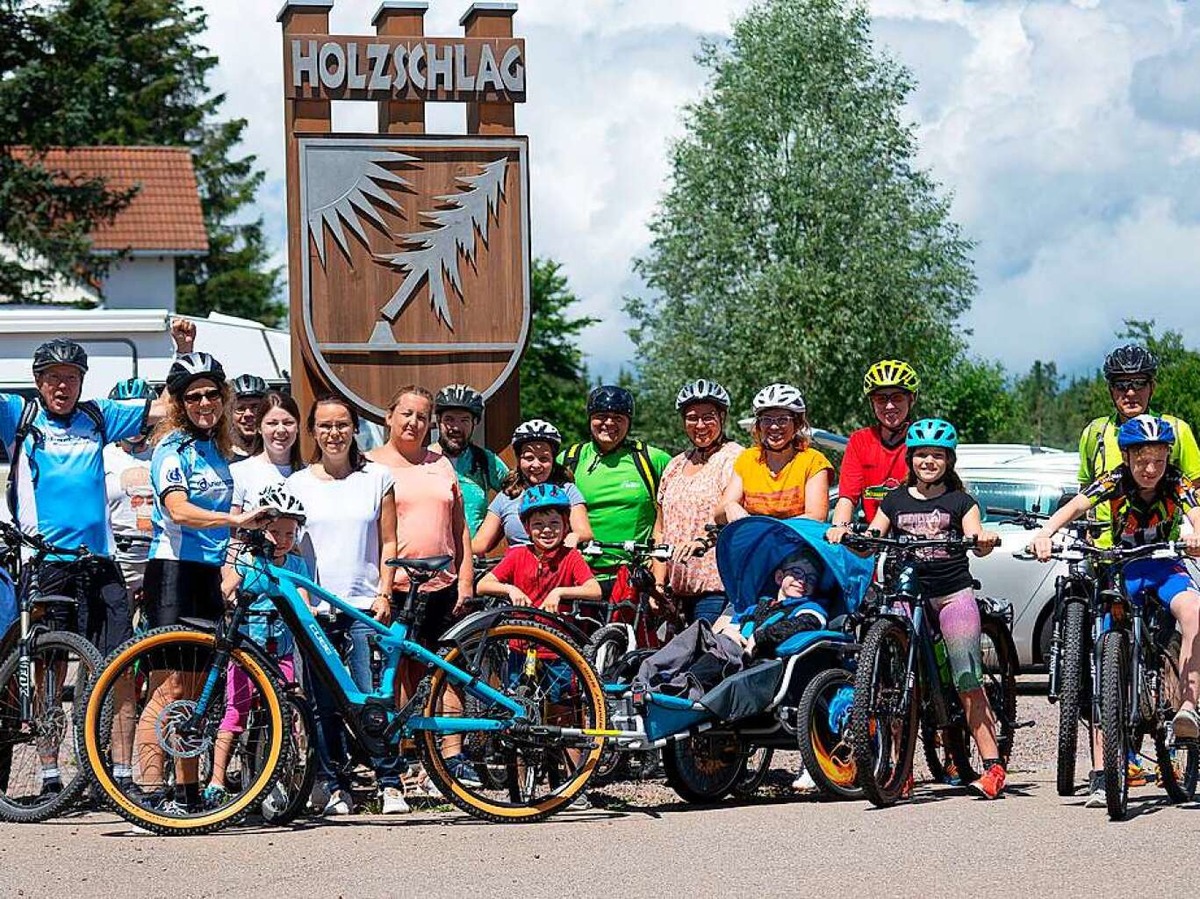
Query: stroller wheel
799 668 861 800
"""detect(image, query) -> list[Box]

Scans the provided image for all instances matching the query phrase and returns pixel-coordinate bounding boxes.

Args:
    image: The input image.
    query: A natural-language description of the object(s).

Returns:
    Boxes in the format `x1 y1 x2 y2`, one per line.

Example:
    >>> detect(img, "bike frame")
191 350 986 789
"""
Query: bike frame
194 550 529 758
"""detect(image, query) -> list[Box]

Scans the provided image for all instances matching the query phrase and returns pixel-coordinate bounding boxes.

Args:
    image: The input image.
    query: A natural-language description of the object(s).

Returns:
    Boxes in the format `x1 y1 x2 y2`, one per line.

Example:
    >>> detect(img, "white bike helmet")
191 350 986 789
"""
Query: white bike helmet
256 484 307 524
752 383 806 415
512 418 563 452
675 379 731 411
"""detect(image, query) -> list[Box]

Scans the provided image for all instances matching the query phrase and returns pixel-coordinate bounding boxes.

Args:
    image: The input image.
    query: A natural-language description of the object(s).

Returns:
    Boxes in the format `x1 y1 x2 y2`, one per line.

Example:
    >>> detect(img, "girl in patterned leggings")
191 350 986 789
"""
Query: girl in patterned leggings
830 417 1005 799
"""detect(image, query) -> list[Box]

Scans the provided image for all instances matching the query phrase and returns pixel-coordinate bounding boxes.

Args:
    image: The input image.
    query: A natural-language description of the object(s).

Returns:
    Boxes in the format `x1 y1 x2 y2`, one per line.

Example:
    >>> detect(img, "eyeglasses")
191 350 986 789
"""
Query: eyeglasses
683 412 721 426
314 421 354 433
592 414 626 424
757 414 794 429
869 392 910 407
183 389 222 405
1111 379 1151 393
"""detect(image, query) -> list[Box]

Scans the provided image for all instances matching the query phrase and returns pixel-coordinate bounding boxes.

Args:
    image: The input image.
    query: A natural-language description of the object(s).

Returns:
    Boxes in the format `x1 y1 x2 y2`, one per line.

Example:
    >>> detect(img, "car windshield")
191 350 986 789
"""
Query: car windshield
962 478 1077 521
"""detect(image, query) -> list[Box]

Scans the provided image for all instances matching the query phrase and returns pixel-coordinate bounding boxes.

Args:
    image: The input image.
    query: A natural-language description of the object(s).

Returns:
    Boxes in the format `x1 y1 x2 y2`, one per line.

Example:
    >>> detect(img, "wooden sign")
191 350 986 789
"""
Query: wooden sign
279 2 528 446
298 135 530 421
285 36 526 102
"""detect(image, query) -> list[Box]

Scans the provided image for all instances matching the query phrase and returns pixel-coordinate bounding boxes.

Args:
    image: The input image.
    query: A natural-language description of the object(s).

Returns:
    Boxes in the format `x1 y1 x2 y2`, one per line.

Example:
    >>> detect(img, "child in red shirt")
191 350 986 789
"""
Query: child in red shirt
477 484 600 613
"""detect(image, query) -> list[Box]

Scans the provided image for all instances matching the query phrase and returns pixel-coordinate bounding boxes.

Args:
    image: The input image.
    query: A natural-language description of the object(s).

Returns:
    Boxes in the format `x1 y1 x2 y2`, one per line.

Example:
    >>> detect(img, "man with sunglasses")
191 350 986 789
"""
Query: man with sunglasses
1079 345 1200 507
827 359 920 539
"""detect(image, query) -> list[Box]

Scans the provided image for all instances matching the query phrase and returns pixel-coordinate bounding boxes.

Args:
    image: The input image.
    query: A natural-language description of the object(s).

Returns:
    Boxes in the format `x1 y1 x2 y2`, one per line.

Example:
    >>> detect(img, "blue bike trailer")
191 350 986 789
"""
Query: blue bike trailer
715 516 873 621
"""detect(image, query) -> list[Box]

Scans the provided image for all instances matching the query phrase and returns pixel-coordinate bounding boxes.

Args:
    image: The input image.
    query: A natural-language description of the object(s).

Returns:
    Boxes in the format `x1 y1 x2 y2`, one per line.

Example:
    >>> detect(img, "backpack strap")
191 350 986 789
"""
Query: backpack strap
6 398 41 519
563 442 584 473
629 439 661 499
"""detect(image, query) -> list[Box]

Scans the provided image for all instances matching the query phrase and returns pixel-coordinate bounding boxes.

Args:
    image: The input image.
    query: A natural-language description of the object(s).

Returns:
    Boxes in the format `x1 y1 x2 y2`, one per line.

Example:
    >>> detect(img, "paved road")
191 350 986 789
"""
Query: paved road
3 770 1198 899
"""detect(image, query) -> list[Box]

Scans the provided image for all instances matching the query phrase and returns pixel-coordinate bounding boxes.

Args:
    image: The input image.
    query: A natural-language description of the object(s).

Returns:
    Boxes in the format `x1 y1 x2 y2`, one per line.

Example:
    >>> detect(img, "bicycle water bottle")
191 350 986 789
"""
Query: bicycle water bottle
933 634 953 689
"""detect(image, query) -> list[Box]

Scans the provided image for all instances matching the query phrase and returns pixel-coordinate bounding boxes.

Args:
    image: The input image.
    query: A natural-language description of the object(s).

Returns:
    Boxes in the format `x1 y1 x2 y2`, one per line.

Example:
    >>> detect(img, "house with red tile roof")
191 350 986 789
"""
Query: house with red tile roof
17 146 210 310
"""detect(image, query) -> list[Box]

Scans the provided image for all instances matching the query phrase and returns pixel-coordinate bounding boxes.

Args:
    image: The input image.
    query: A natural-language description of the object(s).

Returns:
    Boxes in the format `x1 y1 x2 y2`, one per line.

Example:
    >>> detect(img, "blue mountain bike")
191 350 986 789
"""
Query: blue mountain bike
77 529 607 834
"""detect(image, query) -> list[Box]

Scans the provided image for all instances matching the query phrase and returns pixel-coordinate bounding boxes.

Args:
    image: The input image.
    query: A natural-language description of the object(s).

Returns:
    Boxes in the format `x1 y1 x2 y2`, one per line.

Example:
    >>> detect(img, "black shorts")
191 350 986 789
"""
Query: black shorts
144 559 224 629
37 558 132 656
396 583 460 649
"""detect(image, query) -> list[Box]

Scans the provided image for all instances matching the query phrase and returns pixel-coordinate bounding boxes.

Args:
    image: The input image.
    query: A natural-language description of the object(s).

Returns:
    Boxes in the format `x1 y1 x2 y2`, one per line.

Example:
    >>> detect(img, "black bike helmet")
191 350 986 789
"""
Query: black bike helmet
166 352 227 398
231 374 268 399
435 384 484 421
32 339 88 375
587 385 634 418
1102 345 1158 382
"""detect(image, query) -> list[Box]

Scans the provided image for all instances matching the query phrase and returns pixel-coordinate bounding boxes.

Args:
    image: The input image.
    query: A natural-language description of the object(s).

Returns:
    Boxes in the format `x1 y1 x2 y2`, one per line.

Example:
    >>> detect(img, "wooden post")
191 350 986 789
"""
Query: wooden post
462 2 520 452
279 1 333 458
374 2 427 134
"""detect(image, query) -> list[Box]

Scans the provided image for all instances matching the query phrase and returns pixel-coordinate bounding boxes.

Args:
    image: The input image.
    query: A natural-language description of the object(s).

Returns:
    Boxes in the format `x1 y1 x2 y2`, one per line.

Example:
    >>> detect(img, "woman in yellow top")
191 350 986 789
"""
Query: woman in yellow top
720 383 832 522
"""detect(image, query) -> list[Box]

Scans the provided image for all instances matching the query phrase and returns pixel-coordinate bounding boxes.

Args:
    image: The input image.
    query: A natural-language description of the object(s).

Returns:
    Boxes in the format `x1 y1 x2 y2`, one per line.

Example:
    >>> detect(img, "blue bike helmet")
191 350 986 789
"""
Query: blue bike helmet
519 484 572 520
906 418 959 450
109 378 157 401
1117 414 1175 450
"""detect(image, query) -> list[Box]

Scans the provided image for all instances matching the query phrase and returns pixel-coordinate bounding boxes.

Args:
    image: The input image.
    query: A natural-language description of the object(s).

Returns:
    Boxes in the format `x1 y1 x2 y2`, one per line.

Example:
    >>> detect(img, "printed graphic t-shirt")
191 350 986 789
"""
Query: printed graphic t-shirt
104 441 155 549
837 425 909 522
879 487 978 598
733 446 833 519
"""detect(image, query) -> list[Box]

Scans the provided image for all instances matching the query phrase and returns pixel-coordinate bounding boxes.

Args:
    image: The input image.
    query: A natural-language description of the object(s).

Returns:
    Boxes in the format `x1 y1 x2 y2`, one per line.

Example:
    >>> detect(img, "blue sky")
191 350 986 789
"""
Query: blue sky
202 0 1200 382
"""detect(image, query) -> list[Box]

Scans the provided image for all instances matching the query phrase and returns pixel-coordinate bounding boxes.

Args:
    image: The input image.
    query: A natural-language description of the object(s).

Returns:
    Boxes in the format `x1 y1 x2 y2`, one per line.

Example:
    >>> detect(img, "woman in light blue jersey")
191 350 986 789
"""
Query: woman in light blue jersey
134 353 267 812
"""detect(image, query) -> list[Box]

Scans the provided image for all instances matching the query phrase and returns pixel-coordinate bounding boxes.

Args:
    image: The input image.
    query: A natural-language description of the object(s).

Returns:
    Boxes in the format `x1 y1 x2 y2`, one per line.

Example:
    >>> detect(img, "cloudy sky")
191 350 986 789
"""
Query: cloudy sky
201 0 1200 381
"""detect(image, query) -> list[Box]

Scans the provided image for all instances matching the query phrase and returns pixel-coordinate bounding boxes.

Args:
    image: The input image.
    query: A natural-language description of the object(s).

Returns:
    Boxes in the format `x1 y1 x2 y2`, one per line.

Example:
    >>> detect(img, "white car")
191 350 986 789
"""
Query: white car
959 450 1082 670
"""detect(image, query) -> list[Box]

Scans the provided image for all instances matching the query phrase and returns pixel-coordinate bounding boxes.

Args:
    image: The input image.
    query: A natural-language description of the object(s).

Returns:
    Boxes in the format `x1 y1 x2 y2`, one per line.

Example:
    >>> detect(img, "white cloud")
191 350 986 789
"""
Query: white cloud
199 0 1200 382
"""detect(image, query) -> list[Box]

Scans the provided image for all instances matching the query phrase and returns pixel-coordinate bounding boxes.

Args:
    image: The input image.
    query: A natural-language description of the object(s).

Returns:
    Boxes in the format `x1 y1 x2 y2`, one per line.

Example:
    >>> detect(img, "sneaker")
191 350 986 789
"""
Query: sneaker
568 792 593 811
201 784 230 809
792 769 818 793
443 754 483 788
1126 760 1148 788
1083 771 1106 809
900 774 914 800
261 782 289 818
1172 707 1200 741
942 759 962 787
380 786 411 815
323 788 353 816
409 775 444 802
308 781 331 815
968 764 1006 800
39 778 63 797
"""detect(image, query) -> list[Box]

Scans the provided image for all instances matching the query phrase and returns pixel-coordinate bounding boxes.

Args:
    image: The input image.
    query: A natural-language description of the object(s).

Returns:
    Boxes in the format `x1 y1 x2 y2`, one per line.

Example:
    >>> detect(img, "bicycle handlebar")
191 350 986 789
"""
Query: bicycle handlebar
0 520 93 560
580 540 673 563
1014 540 1188 565
841 526 990 553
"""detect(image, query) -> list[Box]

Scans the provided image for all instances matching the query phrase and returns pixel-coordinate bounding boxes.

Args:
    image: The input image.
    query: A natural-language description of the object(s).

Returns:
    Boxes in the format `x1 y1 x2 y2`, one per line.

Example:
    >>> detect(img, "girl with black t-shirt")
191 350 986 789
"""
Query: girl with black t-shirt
831 417 1006 800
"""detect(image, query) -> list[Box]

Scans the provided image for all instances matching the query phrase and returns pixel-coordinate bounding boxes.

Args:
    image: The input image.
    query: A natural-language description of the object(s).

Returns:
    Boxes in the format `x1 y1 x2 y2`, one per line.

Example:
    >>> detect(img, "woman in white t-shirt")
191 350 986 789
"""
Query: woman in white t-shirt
286 395 398 815
230 391 303 513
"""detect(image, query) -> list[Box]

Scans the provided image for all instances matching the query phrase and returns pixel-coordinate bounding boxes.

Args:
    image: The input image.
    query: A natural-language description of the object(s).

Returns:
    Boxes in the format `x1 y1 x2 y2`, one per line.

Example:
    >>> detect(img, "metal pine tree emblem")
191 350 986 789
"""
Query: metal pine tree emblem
297 136 530 421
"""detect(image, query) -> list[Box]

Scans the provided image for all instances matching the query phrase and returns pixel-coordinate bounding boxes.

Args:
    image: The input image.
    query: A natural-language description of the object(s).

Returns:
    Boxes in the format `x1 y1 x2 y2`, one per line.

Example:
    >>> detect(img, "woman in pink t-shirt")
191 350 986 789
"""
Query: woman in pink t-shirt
367 385 475 784
653 380 743 624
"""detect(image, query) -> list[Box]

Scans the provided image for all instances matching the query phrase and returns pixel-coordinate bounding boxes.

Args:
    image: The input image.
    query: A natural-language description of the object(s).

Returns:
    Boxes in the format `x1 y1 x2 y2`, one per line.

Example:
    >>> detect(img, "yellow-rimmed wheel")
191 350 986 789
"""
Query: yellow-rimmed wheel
417 621 606 823
77 626 288 835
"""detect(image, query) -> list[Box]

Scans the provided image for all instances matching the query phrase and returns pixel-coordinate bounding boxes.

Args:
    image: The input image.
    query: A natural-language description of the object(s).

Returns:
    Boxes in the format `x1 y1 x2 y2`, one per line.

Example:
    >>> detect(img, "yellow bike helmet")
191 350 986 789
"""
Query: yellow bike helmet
862 359 920 397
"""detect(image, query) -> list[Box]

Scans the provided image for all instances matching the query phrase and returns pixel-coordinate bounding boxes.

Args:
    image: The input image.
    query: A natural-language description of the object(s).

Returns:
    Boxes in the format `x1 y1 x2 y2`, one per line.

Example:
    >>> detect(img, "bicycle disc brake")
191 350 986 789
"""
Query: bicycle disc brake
154 700 215 760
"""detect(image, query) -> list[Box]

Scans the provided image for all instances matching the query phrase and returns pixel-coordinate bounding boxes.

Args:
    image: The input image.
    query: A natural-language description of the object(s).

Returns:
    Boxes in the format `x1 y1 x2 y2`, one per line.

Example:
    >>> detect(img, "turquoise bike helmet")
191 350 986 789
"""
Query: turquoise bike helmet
519 483 572 520
1117 414 1175 450
108 378 157 401
906 418 959 450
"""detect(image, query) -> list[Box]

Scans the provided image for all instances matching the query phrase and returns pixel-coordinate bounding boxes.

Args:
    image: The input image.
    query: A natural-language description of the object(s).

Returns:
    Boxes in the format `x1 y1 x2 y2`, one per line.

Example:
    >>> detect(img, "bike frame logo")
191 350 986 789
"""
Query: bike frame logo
298 136 530 420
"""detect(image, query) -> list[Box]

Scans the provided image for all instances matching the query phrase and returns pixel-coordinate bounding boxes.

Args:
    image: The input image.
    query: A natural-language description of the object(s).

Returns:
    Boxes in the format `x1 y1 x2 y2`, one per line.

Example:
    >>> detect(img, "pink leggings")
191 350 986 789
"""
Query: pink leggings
219 655 295 734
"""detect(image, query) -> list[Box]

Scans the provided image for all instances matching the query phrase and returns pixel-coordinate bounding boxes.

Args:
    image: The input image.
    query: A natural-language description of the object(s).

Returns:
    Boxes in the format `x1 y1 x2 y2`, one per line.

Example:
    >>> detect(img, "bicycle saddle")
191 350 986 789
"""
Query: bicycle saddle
386 555 453 574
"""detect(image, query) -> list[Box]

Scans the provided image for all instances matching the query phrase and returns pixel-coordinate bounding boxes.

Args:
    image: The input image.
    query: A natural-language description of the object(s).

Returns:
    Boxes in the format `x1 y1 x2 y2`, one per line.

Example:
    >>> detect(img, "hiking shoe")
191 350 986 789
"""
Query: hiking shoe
443 754 483 788
1083 771 1106 808
968 764 1006 800
1172 707 1200 741
380 786 410 815
792 769 818 793
323 788 353 816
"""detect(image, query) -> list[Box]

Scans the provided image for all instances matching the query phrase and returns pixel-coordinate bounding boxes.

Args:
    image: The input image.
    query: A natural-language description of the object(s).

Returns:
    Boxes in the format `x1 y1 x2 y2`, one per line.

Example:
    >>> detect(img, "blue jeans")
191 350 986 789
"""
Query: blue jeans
685 592 728 626
344 617 405 790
